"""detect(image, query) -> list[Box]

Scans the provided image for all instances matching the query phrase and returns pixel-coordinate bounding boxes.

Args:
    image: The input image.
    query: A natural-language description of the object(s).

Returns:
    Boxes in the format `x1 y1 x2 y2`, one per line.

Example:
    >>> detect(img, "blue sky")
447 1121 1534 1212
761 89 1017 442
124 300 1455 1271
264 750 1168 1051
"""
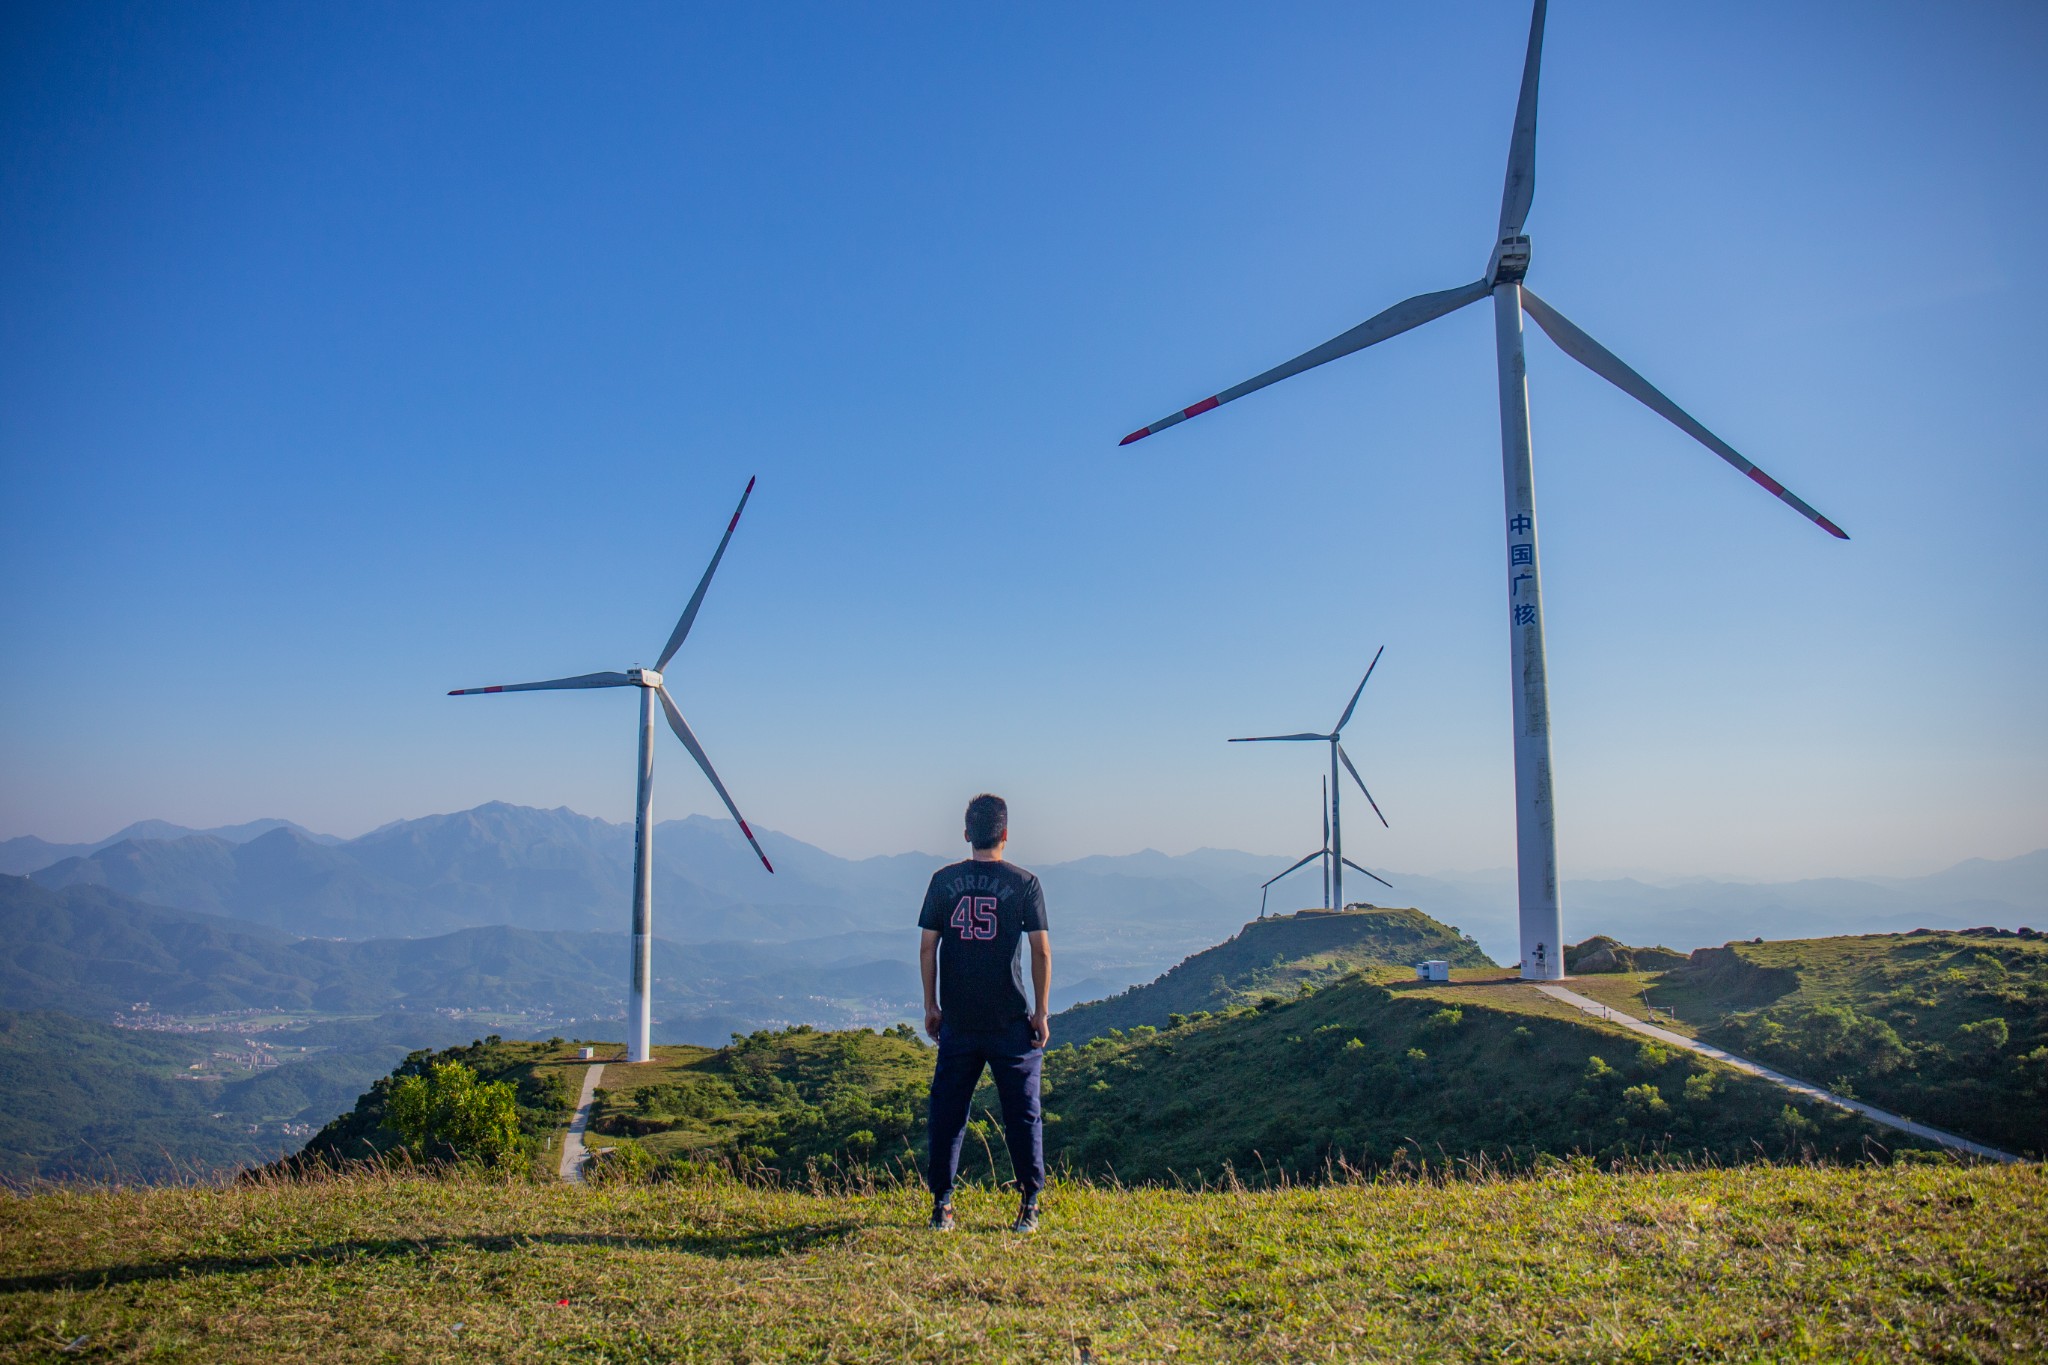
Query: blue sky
3 0 2043 879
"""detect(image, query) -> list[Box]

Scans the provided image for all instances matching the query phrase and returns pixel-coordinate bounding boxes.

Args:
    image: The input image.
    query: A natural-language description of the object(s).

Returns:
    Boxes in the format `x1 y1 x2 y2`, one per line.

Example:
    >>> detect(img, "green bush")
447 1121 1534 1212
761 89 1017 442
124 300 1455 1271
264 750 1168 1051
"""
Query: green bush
384 1060 524 1168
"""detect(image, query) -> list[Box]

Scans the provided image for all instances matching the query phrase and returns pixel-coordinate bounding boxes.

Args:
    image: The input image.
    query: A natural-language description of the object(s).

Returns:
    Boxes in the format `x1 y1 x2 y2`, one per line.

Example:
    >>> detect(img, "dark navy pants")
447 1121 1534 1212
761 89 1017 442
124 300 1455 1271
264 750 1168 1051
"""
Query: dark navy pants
926 1018 1044 1201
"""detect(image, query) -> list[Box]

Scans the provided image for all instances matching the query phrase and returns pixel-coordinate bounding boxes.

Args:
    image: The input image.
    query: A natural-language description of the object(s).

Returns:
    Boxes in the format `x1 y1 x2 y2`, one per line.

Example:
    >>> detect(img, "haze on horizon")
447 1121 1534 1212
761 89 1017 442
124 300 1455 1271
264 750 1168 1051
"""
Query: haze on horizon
3 2 2044 883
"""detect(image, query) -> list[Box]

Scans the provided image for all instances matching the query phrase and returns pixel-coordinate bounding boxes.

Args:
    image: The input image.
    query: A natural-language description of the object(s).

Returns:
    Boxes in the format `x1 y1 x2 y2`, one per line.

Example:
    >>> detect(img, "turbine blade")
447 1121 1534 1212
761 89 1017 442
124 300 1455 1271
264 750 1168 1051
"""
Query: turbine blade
447 671 633 696
1230 733 1331 744
1498 0 1548 237
654 476 757 673
1341 856 1394 891
1262 848 1327 890
1338 745 1389 827
1333 645 1386 733
1520 289 1848 539
1119 280 1489 445
655 685 773 873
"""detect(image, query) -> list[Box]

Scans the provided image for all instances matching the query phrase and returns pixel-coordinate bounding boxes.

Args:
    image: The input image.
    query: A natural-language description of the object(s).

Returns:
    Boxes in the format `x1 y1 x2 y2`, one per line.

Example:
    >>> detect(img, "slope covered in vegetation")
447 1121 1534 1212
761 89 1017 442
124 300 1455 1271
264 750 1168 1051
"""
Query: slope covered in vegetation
290 1035 578 1177
1638 930 2048 1156
2 1165 2042 1362
583 1024 931 1178
1034 973 1914 1184
1053 907 1492 1043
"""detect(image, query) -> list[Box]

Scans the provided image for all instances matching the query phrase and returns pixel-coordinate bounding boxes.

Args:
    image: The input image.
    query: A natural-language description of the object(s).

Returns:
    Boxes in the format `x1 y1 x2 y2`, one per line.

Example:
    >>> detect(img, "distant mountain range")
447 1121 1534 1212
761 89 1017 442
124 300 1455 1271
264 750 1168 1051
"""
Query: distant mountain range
7 804 2041 970
0 818 340 876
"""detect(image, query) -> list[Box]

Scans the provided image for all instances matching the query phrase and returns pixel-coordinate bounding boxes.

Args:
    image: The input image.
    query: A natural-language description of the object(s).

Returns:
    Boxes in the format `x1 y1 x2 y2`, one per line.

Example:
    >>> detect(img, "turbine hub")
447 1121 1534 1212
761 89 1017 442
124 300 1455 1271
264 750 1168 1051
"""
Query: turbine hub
628 668 663 688
1488 232 1531 286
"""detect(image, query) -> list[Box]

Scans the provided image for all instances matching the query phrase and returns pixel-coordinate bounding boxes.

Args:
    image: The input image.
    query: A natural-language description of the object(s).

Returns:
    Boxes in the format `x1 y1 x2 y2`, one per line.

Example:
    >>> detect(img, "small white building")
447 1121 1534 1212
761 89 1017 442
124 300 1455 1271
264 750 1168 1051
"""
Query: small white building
1415 960 1451 983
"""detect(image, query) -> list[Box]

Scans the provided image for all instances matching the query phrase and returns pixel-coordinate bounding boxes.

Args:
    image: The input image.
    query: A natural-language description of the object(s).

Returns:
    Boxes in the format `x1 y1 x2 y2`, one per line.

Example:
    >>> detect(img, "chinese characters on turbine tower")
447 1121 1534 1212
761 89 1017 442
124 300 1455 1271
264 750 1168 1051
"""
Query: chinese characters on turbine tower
1508 514 1536 626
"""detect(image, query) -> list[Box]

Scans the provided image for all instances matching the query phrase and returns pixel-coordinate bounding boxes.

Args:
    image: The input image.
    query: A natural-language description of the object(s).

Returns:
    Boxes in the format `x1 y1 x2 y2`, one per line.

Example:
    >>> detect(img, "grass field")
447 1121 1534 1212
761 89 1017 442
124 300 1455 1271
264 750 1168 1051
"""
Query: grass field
2 1163 2042 1362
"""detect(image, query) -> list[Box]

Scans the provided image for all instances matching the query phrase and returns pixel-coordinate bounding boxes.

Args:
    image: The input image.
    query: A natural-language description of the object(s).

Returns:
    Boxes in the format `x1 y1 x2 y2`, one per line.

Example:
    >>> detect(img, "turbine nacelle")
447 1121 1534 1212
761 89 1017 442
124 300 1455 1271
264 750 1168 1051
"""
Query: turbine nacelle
1488 233 1531 287
628 668 664 688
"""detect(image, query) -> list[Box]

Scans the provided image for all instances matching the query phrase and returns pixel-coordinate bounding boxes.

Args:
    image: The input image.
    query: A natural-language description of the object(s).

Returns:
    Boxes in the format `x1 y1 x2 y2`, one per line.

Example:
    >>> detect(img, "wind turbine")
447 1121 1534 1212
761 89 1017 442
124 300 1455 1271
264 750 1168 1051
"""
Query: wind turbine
1232 647 1389 912
448 478 773 1061
1120 0 1846 980
1261 776 1393 917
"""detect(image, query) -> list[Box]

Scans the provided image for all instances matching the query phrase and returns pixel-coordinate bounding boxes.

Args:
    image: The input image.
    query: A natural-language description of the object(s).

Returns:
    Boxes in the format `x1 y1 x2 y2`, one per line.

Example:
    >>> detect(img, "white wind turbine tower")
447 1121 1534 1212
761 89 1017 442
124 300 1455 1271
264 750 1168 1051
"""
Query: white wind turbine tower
1260 775 1393 918
1121 0 1847 979
1233 647 1390 912
448 478 773 1061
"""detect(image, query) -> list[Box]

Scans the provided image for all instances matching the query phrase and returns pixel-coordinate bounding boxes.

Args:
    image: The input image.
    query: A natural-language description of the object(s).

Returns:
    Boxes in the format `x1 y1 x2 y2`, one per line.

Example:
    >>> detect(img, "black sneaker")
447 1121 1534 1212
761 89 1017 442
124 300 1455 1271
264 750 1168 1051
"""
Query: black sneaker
930 1199 956 1232
1011 1198 1039 1234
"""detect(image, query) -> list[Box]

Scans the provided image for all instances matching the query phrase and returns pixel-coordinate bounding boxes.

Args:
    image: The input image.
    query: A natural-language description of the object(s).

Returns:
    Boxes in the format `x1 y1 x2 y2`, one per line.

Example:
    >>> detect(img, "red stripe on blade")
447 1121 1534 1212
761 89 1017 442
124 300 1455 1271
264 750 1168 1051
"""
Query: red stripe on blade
1746 467 1786 497
483 686 503 693
1816 516 1849 540
1183 396 1220 419
1118 427 1152 446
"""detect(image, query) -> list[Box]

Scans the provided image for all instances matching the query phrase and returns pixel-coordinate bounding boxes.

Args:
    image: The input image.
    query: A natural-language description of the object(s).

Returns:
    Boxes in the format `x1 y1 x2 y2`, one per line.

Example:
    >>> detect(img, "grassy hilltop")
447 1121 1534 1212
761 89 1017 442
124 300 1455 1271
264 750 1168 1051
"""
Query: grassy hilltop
1566 929 2048 1157
3 1165 2044 1362
284 976 1931 1193
1053 906 1493 1044
1037 972 1902 1183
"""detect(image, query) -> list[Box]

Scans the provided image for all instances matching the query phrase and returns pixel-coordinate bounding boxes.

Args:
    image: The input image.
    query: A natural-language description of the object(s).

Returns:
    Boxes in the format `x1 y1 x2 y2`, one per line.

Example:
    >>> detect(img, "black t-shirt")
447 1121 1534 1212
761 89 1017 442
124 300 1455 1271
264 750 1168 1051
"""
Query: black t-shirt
917 858 1049 1033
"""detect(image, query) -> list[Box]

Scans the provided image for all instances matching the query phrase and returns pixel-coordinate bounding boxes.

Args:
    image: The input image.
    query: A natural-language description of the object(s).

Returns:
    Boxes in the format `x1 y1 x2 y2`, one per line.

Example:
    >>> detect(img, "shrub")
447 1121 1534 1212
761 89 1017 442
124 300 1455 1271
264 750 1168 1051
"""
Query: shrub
384 1060 524 1168
1620 1084 1671 1126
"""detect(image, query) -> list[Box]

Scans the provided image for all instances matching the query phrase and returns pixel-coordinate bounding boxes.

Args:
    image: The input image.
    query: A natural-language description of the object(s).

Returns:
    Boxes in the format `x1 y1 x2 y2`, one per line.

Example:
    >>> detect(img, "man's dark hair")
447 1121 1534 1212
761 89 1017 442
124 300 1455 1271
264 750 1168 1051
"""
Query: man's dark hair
964 794 1008 850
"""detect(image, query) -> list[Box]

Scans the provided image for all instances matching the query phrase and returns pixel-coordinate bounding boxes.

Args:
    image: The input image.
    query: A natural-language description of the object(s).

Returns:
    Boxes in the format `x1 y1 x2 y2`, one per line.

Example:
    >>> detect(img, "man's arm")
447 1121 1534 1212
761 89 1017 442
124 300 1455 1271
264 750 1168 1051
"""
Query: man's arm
1027 930 1052 1047
920 928 943 1040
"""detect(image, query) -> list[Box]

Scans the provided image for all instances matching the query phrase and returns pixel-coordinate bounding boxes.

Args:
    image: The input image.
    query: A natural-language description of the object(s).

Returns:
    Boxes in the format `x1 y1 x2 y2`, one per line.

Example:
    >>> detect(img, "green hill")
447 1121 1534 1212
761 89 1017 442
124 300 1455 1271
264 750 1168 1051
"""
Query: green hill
585 1025 932 1177
293 980 1944 1189
3 1166 2043 1361
1625 929 2048 1156
288 920 2044 1188
1052 906 1493 1043
1035 972 1918 1184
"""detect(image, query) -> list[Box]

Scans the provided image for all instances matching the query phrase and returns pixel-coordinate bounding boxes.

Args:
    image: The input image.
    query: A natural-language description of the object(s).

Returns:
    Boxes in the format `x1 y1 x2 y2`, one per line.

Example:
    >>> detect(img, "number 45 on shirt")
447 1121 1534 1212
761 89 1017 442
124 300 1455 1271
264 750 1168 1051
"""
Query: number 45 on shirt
950 896 998 941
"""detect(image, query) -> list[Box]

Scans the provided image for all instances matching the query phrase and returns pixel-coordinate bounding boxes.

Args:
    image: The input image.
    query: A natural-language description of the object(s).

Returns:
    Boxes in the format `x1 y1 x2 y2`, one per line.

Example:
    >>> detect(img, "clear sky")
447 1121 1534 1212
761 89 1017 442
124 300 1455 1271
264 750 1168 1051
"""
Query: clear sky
3 1 2044 879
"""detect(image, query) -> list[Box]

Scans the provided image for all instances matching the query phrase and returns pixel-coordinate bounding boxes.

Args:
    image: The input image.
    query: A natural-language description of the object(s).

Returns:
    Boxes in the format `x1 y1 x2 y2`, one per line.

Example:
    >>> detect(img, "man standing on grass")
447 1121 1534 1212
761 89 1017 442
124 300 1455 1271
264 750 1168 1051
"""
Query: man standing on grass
919 793 1051 1233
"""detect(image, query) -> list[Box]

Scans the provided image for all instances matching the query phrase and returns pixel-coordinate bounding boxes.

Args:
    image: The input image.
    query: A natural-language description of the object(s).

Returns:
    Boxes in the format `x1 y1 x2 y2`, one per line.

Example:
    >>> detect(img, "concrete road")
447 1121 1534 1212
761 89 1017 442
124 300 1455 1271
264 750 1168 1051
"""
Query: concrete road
558 1062 606 1184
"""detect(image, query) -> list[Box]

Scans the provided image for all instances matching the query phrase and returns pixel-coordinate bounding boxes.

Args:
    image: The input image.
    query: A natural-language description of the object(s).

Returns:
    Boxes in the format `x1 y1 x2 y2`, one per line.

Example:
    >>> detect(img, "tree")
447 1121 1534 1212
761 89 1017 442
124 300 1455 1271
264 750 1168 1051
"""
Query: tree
384 1060 524 1167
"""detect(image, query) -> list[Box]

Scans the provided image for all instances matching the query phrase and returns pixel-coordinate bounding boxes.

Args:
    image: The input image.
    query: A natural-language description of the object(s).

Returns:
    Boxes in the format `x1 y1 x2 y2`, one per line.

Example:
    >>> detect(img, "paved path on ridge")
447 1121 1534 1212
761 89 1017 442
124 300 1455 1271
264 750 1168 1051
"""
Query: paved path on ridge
558 1062 605 1184
1535 984 2023 1164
